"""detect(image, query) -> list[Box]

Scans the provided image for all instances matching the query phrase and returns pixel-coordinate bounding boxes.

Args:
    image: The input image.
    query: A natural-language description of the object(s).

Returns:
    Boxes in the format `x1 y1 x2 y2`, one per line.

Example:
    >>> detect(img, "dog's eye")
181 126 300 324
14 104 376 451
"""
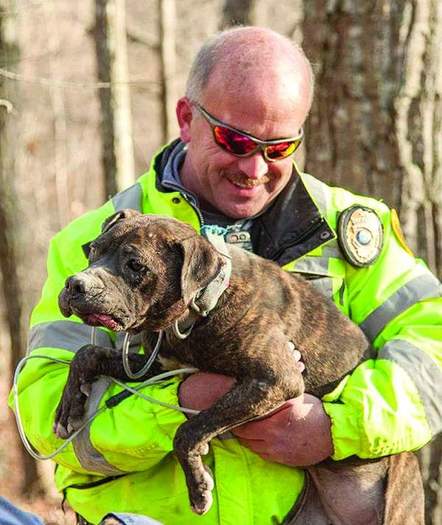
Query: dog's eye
127 258 144 273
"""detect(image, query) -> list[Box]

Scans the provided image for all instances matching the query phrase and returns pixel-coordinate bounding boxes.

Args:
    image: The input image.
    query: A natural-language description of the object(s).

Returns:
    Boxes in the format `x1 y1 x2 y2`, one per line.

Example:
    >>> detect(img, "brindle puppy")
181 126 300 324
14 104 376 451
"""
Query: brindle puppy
54 210 424 523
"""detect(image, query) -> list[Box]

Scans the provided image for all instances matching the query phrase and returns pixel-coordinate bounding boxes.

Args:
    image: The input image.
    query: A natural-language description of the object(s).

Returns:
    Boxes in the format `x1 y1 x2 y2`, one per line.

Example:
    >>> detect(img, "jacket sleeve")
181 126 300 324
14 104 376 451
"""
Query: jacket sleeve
323 208 442 460
10 210 187 477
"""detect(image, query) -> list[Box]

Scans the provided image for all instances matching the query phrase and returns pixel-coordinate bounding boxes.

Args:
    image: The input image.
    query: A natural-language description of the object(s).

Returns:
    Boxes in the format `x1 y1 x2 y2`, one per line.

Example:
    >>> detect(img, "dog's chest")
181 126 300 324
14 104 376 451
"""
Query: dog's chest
157 353 196 371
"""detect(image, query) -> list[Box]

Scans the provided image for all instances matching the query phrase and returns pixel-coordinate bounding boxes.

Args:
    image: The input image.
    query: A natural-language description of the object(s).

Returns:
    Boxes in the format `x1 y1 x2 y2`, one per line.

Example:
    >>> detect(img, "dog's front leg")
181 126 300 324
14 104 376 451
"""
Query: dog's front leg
174 373 303 515
54 344 153 438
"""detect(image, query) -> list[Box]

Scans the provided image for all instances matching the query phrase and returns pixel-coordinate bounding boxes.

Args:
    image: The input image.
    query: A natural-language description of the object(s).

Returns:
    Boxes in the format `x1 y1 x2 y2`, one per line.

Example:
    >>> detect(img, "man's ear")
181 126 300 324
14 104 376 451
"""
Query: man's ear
179 236 223 305
101 209 141 234
176 97 194 143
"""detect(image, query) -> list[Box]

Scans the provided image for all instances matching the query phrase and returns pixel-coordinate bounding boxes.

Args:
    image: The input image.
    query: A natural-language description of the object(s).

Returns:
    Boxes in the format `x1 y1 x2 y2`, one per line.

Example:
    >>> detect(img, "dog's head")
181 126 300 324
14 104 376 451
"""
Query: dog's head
58 210 225 332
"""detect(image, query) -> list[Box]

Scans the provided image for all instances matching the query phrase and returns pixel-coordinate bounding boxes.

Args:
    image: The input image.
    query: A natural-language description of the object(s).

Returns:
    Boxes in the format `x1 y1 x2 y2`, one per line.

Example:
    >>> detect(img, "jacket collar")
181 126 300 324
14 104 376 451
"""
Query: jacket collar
155 141 336 266
251 165 335 265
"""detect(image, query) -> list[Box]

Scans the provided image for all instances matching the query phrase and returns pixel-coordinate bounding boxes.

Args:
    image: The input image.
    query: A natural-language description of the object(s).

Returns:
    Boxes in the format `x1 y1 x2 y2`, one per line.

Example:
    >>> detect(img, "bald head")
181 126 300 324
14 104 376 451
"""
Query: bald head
186 27 314 122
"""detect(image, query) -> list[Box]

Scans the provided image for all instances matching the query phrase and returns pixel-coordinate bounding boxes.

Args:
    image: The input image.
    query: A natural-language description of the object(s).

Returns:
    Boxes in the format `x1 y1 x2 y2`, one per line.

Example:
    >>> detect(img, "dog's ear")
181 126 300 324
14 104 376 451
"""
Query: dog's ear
101 209 141 234
179 236 223 305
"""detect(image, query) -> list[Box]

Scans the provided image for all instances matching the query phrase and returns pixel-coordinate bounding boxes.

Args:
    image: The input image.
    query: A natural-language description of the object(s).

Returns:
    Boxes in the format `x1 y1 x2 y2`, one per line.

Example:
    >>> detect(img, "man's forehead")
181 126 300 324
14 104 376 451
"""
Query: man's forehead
202 68 308 132
201 89 304 139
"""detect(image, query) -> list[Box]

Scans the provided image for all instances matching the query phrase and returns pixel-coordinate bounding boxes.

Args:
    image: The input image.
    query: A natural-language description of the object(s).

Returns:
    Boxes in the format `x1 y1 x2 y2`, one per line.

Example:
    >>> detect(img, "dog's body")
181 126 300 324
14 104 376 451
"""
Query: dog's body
55 211 424 523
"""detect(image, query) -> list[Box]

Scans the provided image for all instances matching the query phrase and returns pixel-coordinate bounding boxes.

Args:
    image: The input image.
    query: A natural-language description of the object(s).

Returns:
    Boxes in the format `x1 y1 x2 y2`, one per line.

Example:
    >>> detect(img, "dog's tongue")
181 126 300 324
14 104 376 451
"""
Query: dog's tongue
86 313 119 331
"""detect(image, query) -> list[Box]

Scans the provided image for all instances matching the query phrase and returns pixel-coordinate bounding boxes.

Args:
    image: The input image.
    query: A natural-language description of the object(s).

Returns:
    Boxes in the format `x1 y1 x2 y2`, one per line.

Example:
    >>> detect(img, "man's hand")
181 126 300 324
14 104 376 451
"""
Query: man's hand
232 394 333 466
178 350 333 467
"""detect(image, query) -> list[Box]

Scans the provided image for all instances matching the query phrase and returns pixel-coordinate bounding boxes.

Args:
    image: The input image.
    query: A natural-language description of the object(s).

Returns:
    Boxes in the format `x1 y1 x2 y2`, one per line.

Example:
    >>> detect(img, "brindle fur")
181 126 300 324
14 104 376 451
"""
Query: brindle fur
55 210 424 522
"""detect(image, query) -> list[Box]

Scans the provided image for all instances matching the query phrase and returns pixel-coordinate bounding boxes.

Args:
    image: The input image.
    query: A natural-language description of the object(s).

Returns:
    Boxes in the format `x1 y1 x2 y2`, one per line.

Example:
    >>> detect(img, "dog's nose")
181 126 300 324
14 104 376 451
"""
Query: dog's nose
65 275 87 296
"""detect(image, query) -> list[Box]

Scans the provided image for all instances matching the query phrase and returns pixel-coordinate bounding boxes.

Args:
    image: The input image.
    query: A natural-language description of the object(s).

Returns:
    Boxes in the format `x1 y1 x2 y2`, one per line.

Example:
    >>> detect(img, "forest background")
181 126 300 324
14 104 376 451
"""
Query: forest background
0 0 441 523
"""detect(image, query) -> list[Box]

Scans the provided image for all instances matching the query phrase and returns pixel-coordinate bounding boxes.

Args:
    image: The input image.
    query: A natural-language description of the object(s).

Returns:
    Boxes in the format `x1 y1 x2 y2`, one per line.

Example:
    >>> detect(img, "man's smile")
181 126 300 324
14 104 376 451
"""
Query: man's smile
224 172 271 189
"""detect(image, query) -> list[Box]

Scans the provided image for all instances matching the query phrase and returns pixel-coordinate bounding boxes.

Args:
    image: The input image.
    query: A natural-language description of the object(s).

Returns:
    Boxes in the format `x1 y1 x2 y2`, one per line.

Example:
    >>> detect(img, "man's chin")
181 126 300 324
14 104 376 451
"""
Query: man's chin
216 200 267 220
216 179 274 218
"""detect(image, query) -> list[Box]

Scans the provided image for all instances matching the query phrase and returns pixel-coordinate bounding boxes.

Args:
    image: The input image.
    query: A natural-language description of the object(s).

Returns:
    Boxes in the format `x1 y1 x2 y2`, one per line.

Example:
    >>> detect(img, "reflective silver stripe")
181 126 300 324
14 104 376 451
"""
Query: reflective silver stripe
294 256 329 276
360 274 442 341
112 182 142 212
310 277 333 299
302 173 329 214
322 244 343 260
379 339 442 435
73 377 125 475
27 321 112 355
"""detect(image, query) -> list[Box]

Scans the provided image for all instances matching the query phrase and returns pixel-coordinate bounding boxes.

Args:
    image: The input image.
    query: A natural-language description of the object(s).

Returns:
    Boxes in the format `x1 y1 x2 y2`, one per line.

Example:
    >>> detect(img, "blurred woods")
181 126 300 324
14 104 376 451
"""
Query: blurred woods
0 0 440 523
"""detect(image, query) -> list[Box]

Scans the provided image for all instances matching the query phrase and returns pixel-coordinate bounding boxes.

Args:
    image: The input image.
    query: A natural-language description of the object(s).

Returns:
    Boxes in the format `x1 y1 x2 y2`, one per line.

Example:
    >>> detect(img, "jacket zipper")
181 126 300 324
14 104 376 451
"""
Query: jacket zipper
180 192 205 229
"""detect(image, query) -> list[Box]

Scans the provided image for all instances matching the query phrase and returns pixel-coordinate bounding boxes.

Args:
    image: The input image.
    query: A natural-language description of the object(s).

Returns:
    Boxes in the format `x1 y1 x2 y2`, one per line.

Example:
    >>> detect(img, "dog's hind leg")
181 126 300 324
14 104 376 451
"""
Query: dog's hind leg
173 371 303 515
383 452 424 524
304 458 388 525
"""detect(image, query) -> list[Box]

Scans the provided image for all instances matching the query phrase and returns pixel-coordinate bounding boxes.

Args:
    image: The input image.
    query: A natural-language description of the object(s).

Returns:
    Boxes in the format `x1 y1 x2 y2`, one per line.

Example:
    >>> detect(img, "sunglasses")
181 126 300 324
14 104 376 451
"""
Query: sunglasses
194 103 303 162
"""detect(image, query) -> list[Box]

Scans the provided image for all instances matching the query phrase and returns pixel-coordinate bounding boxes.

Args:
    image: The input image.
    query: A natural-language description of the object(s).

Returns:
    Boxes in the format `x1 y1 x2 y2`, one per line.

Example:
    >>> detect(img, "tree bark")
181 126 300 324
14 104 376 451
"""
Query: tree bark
220 0 256 29
110 0 135 190
94 0 118 198
159 0 176 144
94 0 135 196
0 0 42 496
42 2 70 229
302 1 441 522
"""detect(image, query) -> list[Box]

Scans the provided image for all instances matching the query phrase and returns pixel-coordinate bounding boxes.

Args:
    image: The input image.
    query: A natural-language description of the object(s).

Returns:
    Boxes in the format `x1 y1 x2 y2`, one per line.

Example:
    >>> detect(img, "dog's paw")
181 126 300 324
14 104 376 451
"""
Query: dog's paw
54 406 88 439
190 466 214 515
53 414 85 437
54 380 89 439
80 382 92 397
191 490 213 515
53 421 70 440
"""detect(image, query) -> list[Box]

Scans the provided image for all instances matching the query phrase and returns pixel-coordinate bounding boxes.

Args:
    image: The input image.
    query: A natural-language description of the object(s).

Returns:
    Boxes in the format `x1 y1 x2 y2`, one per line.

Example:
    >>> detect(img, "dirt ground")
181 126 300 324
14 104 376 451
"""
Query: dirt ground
0 352 76 525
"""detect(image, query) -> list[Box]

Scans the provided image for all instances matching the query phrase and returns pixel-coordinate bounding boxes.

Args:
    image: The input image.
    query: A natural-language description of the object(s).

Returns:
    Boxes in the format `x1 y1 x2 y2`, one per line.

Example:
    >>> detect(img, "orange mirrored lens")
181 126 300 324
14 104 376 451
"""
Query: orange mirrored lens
214 126 258 155
265 141 298 160
213 123 301 161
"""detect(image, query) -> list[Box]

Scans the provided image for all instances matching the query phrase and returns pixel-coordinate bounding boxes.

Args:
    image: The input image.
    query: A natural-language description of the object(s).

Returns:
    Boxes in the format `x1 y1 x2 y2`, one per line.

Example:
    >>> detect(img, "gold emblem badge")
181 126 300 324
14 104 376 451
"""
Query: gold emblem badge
338 206 384 267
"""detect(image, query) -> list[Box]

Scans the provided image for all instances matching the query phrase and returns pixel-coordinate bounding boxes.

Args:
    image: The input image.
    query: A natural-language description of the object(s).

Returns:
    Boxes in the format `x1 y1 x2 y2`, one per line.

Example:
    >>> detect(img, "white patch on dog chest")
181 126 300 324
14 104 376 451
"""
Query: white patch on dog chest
158 354 196 371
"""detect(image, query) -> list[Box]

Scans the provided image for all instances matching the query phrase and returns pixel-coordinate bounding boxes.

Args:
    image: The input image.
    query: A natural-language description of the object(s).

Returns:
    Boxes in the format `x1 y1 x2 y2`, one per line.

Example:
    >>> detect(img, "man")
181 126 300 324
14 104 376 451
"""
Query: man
12 27 441 525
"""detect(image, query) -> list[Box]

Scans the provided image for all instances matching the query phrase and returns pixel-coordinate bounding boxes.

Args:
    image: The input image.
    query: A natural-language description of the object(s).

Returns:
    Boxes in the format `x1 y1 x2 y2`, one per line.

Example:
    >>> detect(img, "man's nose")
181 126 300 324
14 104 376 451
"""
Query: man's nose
237 151 269 180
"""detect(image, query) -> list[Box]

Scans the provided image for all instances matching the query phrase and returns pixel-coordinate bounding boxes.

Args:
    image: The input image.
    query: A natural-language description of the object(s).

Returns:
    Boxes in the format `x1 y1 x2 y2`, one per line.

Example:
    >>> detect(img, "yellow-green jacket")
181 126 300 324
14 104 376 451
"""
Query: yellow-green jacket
11 144 442 525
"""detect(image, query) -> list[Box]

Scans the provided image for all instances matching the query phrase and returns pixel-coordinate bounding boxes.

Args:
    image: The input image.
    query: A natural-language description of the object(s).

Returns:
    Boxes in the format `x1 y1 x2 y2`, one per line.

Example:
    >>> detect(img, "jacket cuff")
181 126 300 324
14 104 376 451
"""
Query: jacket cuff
322 401 363 460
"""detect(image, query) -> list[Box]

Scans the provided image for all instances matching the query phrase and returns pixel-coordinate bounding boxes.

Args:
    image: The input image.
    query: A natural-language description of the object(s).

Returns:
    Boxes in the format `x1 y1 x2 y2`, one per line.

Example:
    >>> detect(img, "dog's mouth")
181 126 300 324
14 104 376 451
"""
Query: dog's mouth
83 312 123 331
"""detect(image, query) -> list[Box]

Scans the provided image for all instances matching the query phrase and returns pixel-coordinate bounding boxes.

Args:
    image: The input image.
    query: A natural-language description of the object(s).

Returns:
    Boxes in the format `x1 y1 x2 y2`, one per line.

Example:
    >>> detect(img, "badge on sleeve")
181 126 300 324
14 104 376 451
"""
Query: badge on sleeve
338 206 384 267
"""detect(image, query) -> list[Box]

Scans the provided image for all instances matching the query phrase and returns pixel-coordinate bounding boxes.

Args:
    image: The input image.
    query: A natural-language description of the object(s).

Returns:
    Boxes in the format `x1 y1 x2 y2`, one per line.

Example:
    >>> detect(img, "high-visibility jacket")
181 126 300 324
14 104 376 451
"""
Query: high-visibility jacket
11 143 442 525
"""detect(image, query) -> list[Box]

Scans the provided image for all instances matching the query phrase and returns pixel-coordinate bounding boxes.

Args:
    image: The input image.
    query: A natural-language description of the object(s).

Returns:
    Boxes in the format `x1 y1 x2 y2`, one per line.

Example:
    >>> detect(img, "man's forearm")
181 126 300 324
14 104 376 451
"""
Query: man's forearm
179 372 333 467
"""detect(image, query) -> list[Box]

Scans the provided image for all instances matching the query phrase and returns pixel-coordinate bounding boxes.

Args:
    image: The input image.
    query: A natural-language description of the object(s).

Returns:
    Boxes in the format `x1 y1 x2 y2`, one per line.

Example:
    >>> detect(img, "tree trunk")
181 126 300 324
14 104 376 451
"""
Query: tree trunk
42 2 70 229
302 1 441 522
110 0 135 190
0 0 42 496
94 0 135 196
94 0 118 198
220 0 256 29
159 0 176 144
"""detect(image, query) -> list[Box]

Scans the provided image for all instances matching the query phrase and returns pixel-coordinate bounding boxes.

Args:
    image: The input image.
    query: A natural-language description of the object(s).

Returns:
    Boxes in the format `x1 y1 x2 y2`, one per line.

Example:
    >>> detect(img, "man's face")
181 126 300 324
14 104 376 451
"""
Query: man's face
177 76 308 219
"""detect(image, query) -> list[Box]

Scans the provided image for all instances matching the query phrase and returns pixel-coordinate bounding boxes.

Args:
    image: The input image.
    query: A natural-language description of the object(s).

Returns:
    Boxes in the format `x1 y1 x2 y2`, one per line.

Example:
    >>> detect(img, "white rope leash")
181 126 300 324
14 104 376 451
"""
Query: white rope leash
121 330 163 379
12 348 199 462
